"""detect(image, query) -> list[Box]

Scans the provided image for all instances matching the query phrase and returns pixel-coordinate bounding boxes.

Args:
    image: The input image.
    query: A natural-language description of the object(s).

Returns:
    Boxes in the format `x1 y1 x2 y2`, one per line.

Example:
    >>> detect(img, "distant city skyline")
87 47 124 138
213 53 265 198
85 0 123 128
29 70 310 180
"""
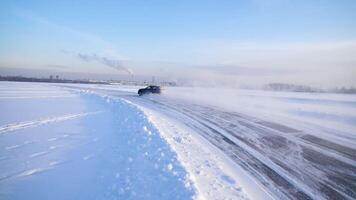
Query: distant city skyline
1 0 356 87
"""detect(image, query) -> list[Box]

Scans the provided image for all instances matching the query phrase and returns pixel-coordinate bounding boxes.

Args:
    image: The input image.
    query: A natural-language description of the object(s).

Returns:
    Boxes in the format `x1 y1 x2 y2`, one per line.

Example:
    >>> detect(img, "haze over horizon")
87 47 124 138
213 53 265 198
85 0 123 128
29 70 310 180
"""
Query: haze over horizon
1 0 356 88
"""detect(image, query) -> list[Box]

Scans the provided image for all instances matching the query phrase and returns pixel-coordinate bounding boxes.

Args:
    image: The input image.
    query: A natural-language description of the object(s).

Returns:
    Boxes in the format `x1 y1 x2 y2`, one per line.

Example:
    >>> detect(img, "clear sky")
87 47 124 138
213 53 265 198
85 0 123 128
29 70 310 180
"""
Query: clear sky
0 0 356 87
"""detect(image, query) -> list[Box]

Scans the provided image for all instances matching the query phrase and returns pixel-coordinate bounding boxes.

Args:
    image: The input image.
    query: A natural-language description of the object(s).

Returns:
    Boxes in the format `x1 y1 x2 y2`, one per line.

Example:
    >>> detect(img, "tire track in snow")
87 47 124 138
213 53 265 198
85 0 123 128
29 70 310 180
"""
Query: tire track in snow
0 95 76 99
0 161 67 182
170 103 356 199
0 111 102 135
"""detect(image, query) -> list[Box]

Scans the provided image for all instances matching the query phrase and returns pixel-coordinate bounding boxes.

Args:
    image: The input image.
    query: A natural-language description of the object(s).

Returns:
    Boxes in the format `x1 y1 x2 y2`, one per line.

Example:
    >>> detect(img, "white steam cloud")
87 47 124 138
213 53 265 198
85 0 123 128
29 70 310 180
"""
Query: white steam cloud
76 53 132 75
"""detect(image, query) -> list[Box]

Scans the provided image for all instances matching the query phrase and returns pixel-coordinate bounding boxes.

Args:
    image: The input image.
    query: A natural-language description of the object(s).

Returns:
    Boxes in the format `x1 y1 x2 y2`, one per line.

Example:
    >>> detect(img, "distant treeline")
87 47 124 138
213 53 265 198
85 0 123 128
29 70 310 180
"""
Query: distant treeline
0 75 108 84
264 83 356 94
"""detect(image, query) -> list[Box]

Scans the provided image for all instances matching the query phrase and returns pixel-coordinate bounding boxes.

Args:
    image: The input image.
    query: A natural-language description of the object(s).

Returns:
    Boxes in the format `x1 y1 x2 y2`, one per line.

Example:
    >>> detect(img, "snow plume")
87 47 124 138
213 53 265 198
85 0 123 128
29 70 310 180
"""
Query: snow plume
77 53 133 75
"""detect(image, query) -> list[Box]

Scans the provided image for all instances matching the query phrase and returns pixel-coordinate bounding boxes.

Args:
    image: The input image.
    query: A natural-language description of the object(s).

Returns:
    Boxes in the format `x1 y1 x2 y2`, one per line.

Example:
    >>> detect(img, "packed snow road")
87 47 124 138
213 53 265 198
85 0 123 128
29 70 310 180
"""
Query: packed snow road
66 84 356 200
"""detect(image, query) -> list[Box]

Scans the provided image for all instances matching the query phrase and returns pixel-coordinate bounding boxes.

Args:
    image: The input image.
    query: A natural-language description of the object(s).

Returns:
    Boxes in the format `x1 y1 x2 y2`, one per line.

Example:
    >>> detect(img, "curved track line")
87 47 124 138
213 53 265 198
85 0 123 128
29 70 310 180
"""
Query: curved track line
0 111 102 135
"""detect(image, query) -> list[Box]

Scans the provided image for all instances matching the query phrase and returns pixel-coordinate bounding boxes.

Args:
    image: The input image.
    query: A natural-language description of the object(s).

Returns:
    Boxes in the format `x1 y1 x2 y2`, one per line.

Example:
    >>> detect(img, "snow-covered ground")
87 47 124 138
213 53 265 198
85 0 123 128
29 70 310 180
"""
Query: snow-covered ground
1 82 355 200
0 82 195 200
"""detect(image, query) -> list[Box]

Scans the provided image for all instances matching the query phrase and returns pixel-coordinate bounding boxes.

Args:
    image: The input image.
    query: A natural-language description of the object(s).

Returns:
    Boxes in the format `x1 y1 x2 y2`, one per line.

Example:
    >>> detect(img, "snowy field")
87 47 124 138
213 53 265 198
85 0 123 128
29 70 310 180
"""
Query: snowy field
1 82 356 200
0 82 195 200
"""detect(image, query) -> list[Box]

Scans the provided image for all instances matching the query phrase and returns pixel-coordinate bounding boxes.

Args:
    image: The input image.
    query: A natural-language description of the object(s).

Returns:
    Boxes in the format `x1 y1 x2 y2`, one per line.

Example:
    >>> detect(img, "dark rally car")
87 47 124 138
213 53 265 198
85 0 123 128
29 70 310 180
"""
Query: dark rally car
138 85 161 96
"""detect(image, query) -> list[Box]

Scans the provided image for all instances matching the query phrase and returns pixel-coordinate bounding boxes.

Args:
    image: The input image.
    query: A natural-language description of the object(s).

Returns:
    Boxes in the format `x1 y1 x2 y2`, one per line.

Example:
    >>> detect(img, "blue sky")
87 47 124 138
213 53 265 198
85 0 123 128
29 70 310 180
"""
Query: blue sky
0 0 356 86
